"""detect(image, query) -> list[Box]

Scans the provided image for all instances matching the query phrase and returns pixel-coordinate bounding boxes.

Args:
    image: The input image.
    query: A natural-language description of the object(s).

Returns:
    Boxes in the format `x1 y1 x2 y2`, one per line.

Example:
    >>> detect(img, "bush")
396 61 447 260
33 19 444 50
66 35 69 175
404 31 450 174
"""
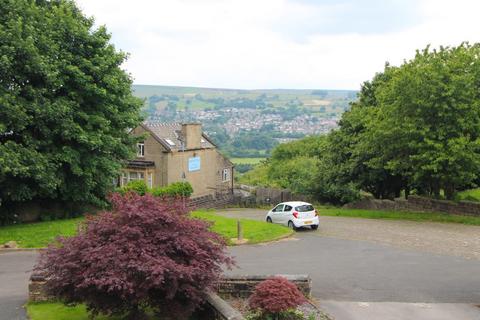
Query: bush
117 180 149 195
34 193 233 319
246 309 306 320
150 182 193 198
248 277 306 317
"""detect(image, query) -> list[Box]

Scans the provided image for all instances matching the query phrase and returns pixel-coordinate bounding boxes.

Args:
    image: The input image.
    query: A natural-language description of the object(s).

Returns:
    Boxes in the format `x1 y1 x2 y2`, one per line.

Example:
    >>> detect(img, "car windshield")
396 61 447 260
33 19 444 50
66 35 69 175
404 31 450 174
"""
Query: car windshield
295 205 314 212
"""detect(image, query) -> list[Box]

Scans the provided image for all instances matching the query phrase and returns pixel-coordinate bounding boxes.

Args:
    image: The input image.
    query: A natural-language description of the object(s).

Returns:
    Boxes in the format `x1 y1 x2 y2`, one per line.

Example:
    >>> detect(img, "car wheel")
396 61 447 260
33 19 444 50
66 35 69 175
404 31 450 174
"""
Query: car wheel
311 224 318 230
266 217 272 223
288 221 297 230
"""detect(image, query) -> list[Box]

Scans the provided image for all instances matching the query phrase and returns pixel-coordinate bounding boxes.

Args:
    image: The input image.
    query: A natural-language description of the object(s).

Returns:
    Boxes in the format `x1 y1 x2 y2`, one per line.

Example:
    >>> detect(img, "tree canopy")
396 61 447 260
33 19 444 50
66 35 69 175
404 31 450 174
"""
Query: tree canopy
0 0 142 220
242 43 480 202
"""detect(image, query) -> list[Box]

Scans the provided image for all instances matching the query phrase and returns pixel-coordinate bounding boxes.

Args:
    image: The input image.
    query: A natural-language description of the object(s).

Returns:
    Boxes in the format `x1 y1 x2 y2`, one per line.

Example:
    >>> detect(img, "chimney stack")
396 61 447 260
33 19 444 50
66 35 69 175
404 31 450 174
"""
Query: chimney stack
181 123 202 150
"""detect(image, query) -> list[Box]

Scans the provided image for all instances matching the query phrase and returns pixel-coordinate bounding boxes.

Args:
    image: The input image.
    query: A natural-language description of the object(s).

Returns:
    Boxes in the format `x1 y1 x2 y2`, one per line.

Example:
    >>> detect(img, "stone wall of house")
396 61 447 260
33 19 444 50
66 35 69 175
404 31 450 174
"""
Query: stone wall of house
216 275 312 299
344 195 480 216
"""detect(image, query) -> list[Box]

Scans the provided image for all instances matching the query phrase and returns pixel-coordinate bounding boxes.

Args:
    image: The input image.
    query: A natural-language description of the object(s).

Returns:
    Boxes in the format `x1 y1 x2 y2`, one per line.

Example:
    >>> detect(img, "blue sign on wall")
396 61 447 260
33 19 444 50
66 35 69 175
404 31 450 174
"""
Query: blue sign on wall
188 156 201 172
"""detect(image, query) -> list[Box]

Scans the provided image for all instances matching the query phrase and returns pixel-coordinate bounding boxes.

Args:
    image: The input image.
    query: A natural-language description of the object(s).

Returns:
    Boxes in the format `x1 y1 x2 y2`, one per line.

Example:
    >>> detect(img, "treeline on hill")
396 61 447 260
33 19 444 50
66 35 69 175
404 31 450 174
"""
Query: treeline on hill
241 43 480 204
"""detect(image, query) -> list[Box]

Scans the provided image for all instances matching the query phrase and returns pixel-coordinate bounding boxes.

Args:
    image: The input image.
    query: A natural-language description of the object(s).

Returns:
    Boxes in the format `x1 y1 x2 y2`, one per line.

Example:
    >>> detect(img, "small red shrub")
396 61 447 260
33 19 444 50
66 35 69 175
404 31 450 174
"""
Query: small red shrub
248 276 306 314
35 193 234 319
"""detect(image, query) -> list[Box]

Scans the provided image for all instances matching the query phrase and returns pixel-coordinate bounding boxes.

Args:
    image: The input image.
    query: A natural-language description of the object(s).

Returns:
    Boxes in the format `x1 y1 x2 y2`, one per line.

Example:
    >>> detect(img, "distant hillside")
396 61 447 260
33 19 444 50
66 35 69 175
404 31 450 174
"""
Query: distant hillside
131 84 358 159
132 84 357 114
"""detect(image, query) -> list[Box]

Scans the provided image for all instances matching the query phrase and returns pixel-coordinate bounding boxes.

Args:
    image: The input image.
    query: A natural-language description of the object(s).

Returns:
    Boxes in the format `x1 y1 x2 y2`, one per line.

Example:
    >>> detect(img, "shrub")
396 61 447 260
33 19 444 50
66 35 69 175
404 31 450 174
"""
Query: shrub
34 193 233 319
150 182 193 198
248 277 306 317
117 180 149 195
246 309 306 320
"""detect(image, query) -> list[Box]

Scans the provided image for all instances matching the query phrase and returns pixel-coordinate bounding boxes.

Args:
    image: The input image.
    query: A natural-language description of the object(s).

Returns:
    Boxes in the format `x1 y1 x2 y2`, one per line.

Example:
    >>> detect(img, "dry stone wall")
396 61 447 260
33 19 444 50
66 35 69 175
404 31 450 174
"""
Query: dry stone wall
344 195 480 217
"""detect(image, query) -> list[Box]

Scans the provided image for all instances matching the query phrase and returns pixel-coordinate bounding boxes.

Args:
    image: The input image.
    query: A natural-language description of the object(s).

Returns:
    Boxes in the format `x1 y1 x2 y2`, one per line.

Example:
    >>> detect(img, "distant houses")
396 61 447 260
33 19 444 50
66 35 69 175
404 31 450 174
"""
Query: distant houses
122 122 234 197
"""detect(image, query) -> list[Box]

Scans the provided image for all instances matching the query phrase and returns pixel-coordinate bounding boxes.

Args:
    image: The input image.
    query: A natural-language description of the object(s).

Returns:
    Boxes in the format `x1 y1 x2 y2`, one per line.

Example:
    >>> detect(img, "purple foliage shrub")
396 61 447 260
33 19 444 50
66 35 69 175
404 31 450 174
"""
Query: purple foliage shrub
35 193 233 319
248 277 306 315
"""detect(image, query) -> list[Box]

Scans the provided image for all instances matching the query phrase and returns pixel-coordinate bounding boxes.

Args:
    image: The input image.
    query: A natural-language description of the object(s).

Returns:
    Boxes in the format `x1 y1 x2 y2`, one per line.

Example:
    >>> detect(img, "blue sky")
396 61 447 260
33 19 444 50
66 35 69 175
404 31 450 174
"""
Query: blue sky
77 0 480 90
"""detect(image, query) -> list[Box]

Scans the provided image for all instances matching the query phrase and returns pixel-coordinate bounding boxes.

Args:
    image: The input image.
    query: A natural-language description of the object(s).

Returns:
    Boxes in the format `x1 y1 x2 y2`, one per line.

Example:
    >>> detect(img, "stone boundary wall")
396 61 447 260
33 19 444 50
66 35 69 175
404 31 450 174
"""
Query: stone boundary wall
29 274 311 319
205 291 245 320
189 193 236 209
217 274 312 299
344 195 480 217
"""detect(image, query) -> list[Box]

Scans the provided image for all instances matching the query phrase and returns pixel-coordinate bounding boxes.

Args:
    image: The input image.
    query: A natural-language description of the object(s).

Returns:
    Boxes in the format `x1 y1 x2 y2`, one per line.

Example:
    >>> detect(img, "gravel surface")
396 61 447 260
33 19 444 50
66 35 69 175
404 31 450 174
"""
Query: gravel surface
218 208 480 260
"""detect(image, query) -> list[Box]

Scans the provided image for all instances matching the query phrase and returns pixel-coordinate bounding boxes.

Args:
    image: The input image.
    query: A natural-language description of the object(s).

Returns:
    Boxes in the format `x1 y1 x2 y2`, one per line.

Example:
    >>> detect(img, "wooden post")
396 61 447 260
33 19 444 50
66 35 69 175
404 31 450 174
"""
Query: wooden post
237 219 243 241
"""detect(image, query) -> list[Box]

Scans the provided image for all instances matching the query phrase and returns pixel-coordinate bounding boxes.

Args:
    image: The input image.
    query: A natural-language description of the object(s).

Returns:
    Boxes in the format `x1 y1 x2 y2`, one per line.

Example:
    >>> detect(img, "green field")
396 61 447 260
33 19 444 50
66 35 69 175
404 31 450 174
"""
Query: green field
132 84 356 113
0 210 291 248
231 157 266 165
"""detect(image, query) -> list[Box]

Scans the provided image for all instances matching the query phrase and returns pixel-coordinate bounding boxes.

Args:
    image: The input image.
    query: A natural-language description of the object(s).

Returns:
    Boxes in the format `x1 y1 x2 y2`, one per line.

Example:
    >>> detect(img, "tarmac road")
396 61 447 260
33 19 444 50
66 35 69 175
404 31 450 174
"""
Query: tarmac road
1 209 480 320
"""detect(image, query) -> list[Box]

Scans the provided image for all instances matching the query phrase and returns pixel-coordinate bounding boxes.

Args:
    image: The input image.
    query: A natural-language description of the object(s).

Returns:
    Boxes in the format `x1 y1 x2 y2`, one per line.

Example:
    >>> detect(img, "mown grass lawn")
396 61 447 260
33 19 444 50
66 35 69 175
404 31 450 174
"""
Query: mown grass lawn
192 210 292 244
26 302 203 320
0 210 291 248
0 217 84 248
26 302 126 320
319 207 480 226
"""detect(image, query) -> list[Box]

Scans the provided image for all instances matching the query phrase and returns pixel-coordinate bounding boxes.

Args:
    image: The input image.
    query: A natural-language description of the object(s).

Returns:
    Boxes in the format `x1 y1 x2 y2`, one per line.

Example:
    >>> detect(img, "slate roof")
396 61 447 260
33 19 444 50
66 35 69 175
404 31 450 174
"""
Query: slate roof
141 122 216 151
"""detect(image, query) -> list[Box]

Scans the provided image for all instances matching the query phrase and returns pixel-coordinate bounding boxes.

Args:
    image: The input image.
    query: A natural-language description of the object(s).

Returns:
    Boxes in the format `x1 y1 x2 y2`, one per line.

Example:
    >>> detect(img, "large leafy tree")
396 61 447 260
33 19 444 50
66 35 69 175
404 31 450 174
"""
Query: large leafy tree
371 44 480 199
0 0 142 217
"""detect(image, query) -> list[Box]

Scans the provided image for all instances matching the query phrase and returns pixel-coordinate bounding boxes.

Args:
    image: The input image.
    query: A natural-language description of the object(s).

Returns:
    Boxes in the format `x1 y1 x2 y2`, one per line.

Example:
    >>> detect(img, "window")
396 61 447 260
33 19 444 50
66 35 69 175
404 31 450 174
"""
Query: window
222 168 230 182
128 171 144 182
121 171 145 186
295 204 315 212
137 142 145 157
284 205 293 212
272 204 284 212
148 173 153 188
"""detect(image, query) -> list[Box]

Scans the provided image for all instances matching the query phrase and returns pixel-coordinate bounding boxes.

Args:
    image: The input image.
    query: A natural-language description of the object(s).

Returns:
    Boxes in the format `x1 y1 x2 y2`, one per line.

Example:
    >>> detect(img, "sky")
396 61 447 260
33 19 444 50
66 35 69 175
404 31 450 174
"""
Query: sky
76 0 480 90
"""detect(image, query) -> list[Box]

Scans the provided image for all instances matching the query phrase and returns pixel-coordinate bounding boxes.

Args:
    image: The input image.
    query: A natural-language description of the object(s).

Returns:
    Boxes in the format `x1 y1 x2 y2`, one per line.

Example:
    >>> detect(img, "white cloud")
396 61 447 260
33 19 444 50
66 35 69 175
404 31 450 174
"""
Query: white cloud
76 0 480 90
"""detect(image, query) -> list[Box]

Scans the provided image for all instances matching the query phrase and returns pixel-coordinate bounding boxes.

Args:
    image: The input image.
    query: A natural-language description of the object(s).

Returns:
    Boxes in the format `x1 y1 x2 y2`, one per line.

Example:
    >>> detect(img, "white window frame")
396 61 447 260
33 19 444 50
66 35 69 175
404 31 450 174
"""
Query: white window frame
137 142 145 157
222 168 230 182
147 172 153 188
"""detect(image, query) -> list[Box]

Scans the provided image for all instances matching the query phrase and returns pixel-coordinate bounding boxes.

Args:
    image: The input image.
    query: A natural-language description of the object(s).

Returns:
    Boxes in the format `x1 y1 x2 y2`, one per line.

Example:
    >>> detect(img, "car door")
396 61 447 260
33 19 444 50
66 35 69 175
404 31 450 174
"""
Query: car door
281 205 293 224
270 204 284 223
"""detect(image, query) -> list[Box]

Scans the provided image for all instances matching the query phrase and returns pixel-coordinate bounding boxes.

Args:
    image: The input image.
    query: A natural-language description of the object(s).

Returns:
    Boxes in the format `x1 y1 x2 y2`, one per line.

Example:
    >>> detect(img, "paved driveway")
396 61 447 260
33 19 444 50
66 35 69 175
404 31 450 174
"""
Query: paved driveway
2 209 480 320
220 208 480 319
0 251 37 320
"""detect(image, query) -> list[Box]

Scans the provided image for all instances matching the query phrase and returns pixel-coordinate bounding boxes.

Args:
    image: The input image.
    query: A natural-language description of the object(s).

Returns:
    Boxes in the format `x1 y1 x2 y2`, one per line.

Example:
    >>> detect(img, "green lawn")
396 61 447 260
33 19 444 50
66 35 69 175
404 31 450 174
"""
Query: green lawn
0 211 291 248
320 207 480 226
0 217 84 248
192 210 292 244
231 157 266 165
455 188 480 202
26 302 126 320
27 302 205 320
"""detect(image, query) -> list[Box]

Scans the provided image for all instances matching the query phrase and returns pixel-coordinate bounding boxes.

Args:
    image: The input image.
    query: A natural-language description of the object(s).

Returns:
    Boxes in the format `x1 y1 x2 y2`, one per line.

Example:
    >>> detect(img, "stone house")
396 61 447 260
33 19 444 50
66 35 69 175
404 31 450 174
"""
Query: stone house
121 122 234 197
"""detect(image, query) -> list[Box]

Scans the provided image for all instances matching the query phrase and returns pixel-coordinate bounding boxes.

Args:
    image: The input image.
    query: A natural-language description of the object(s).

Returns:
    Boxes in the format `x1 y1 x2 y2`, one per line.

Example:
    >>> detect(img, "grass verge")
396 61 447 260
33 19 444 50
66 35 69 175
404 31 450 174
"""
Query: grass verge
0 217 84 248
0 211 291 248
192 210 292 244
320 207 480 226
26 302 123 320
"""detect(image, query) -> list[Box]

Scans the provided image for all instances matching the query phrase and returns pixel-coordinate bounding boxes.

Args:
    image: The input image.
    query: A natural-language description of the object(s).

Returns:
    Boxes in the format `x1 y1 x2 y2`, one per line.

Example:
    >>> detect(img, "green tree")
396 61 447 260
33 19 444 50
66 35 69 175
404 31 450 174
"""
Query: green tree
372 44 480 199
0 0 142 220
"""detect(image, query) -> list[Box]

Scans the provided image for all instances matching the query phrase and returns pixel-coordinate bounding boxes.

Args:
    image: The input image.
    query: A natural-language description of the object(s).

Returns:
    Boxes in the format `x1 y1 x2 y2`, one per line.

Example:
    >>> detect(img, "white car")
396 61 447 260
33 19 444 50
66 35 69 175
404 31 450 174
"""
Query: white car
265 201 319 230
